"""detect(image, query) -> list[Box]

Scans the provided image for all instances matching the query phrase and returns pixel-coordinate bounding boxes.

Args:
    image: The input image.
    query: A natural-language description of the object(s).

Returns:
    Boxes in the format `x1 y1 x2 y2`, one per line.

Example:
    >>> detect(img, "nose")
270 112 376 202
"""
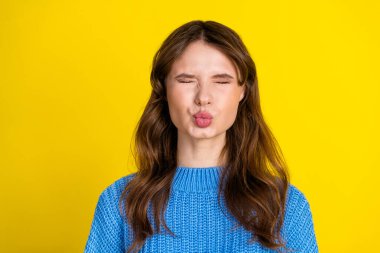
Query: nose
194 83 212 106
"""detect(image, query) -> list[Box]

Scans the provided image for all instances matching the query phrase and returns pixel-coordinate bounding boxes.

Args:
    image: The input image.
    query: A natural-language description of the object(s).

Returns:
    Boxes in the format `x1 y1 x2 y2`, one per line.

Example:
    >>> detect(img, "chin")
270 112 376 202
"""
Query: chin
190 128 221 139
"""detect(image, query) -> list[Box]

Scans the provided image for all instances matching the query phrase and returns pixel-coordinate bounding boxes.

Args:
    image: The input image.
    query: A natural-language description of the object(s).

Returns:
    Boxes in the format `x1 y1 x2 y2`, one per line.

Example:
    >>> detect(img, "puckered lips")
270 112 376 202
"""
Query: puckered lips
193 111 213 128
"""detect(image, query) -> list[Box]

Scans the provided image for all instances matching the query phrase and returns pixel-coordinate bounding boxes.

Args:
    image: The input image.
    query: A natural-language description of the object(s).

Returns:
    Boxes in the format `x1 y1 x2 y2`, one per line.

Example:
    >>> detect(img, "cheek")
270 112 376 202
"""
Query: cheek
222 103 239 123
218 93 241 126
168 88 189 110
167 89 190 126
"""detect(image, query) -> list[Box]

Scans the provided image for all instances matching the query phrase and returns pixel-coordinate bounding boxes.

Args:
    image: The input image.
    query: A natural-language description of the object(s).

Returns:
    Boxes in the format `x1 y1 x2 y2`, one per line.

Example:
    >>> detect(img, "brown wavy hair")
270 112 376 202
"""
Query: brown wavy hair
119 20 291 253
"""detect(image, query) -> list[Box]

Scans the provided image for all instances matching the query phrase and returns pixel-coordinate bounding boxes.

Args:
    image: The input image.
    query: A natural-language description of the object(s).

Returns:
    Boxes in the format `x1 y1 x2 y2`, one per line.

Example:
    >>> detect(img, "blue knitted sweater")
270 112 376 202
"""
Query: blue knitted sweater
84 166 318 252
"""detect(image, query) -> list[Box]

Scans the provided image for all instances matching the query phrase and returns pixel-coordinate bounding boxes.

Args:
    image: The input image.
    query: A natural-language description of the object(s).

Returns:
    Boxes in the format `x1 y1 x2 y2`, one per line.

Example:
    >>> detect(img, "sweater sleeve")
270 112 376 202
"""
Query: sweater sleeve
284 185 319 253
84 175 134 253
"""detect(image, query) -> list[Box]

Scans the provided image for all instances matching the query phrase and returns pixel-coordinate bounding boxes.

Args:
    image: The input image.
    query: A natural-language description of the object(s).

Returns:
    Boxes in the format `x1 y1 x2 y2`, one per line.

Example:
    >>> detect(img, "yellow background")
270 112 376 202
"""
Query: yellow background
1 0 379 252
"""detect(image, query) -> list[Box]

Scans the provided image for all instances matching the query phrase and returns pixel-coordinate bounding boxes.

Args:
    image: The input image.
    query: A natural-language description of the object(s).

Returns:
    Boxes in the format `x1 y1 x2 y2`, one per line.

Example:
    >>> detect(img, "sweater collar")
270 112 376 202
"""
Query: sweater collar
171 166 223 193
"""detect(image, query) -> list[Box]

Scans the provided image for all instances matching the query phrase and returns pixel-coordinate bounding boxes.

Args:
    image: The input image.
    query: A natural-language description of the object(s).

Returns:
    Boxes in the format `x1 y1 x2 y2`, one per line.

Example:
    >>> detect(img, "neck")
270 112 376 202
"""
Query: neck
176 131 226 167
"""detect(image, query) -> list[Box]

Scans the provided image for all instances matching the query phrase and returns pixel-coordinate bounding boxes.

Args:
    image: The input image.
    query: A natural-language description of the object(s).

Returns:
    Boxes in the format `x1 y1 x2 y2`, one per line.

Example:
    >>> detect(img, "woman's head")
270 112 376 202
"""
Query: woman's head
122 20 290 253
150 20 258 163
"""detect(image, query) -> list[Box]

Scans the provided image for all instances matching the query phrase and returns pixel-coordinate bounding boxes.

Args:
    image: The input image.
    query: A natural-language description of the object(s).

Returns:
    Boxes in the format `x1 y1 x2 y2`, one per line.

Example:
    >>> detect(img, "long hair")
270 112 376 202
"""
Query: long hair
119 20 290 253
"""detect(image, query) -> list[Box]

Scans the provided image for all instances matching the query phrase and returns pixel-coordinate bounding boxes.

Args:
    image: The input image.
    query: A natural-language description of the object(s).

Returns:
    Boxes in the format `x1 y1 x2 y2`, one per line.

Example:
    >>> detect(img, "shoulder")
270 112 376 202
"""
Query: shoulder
91 173 138 224
285 184 310 208
85 173 138 252
98 172 137 203
283 183 315 229
282 185 319 251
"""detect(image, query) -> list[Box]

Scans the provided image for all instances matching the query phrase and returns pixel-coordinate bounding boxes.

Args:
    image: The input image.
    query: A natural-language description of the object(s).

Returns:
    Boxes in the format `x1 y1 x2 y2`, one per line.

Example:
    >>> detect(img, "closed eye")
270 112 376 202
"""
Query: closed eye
178 80 229 84
178 80 195 83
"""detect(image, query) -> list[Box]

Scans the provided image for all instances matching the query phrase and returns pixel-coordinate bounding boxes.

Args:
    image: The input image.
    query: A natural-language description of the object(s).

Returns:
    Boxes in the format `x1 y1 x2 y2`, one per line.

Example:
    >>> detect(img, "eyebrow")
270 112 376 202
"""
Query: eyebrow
174 73 235 80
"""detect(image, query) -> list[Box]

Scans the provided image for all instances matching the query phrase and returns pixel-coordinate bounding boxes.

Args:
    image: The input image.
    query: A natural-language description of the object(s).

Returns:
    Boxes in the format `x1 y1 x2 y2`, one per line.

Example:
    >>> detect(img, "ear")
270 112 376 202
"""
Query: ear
239 84 246 102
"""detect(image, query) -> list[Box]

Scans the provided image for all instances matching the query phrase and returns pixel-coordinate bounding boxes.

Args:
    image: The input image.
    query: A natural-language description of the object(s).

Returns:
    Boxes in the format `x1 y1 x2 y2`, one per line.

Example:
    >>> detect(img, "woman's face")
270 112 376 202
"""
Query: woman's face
165 40 245 140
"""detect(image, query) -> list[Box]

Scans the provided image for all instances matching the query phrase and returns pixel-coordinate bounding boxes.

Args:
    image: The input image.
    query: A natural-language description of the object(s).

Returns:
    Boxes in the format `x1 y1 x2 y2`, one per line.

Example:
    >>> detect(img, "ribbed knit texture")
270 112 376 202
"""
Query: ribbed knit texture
84 166 318 252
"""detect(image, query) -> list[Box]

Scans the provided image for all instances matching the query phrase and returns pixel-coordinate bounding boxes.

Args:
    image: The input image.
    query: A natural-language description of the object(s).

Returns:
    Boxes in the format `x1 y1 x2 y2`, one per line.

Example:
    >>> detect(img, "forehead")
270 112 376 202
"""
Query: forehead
168 41 239 78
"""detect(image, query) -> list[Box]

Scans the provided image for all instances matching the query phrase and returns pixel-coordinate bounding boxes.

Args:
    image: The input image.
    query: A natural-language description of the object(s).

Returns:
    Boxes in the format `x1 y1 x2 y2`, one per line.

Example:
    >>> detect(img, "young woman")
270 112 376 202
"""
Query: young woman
84 20 318 253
